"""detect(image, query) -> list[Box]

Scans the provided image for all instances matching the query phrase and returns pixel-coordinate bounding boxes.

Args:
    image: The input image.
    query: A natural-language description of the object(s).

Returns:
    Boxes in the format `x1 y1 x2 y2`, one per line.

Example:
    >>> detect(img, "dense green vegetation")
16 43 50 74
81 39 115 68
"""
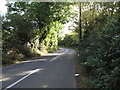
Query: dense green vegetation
60 2 120 89
2 2 73 66
1 1 120 89
78 2 120 89
79 13 120 89
59 32 79 47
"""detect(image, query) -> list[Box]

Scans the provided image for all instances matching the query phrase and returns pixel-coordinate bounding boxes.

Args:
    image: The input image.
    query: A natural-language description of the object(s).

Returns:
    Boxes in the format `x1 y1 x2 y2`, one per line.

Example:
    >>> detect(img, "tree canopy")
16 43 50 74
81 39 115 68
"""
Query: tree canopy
2 2 73 59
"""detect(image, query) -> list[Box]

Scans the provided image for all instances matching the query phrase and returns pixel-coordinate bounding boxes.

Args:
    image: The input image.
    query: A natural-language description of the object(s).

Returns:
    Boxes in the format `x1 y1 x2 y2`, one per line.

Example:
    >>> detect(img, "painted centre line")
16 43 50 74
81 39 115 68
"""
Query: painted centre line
5 68 41 89
4 49 68 89
50 49 68 62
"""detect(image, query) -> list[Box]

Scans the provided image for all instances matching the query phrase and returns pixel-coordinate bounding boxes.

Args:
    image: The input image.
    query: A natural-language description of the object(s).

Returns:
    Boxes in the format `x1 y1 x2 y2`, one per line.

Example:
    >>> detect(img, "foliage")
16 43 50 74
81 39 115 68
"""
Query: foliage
79 13 120 89
2 57 15 66
66 2 120 89
59 32 79 47
2 2 73 64
45 21 64 52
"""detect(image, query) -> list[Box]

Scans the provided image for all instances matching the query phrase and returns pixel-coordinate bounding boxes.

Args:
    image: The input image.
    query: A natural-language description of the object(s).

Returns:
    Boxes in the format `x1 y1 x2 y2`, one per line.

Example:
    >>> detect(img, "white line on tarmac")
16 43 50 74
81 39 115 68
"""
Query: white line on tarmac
5 68 41 89
4 49 68 89
50 49 68 62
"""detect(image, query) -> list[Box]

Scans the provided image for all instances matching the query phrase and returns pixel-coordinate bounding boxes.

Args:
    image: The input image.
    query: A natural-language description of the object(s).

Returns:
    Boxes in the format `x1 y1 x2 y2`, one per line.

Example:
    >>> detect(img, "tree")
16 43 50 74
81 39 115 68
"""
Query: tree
2 2 74 59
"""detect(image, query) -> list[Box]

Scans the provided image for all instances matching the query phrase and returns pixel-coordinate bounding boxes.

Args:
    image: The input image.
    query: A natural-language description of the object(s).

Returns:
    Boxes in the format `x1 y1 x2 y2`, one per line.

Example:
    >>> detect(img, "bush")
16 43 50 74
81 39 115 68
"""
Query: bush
2 57 15 66
18 46 34 58
59 33 79 47
79 14 120 89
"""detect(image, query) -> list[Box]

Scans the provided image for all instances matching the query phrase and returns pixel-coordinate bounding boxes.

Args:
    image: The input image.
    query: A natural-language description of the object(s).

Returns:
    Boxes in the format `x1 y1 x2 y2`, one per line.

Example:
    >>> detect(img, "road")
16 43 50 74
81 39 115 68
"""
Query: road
1 48 77 89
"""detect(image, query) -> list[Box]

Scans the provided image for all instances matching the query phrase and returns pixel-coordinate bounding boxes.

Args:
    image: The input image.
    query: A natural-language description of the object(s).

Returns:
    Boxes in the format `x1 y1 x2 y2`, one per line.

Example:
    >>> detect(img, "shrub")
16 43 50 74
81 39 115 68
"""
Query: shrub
18 46 34 58
79 14 120 89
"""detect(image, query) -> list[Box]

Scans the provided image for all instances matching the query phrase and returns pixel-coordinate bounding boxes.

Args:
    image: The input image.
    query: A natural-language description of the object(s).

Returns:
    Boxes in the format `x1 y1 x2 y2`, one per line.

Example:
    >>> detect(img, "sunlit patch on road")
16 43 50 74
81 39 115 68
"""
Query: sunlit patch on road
43 53 61 56
22 59 47 63
4 68 43 89
43 85 48 88
16 68 43 76
0 77 11 82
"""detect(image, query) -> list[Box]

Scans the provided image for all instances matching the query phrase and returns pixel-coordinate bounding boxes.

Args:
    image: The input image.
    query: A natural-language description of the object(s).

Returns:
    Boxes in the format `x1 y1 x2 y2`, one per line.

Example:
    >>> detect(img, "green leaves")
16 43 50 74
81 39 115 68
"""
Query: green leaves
78 5 120 89
3 2 73 59
59 32 79 47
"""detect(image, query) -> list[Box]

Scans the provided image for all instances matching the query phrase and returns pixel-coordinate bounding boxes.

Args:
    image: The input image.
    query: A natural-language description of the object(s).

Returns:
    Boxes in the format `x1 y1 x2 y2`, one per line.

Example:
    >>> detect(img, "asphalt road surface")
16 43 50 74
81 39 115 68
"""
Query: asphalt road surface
1 48 77 89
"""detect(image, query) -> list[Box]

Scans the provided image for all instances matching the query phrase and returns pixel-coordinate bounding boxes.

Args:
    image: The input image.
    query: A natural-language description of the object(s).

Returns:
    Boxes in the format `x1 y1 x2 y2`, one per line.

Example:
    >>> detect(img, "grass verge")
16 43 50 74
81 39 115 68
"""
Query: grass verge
2 57 35 67
2 48 59 68
75 55 91 88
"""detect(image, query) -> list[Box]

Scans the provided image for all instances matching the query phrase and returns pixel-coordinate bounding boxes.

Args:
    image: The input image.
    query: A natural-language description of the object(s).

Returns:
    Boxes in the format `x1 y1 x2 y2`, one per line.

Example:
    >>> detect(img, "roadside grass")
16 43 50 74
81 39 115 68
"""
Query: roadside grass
2 48 59 67
47 47 59 53
2 57 30 67
60 46 91 88
76 55 91 88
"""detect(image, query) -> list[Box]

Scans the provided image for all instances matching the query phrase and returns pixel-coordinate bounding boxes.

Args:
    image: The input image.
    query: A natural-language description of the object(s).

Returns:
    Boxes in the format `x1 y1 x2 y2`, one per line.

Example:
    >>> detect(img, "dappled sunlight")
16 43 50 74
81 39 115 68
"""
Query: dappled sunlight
22 59 47 63
1 1 120 89
43 49 68 56
43 53 61 56
0 77 11 82
16 68 43 76
42 49 63 56
2 68 43 82
43 85 48 88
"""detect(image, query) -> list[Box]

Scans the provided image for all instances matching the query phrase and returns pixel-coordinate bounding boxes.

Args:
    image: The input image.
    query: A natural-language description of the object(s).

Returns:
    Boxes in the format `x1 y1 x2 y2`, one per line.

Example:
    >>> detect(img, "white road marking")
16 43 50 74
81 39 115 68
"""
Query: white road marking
50 49 68 62
5 68 41 89
4 49 68 89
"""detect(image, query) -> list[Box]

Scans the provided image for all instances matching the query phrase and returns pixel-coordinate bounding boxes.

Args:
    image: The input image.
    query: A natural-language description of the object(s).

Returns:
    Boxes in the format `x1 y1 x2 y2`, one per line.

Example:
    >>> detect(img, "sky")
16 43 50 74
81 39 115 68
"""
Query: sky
0 0 7 16
62 22 72 35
